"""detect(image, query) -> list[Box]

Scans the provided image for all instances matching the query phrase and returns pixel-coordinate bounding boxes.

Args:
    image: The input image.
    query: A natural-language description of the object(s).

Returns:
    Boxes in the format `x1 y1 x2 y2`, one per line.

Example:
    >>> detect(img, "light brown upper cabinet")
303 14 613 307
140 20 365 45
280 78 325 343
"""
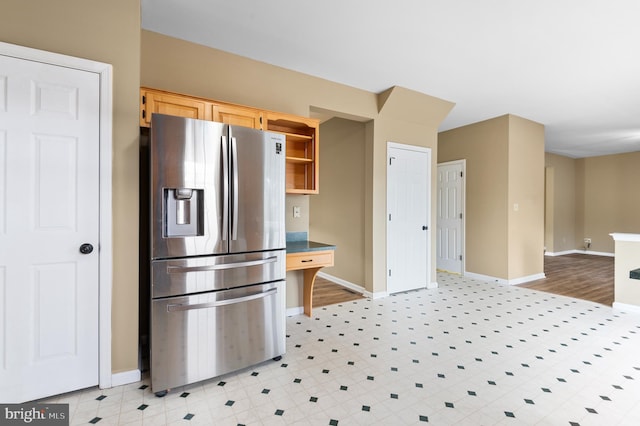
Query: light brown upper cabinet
140 88 212 127
211 103 263 130
140 87 319 194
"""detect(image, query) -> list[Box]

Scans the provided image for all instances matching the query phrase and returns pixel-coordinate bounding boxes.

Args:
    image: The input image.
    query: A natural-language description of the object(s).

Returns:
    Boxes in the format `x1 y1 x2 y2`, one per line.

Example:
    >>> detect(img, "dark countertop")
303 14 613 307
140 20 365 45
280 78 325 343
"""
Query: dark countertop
286 232 336 254
631 268 640 280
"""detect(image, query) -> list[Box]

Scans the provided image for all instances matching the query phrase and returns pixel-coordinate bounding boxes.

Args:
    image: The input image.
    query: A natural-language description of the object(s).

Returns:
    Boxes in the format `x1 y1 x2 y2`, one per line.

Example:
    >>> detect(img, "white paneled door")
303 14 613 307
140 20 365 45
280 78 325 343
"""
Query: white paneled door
0 54 100 402
387 143 430 294
436 161 464 274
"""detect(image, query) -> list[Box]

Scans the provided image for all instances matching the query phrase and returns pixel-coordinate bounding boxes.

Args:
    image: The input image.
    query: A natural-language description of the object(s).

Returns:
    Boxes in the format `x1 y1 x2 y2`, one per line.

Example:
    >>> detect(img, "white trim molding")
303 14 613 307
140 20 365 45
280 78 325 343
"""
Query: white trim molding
0 41 114 390
508 273 546 285
286 306 305 317
546 249 614 257
613 302 640 314
610 233 640 242
317 272 365 295
318 273 389 299
464 271 545 286
111 370 141 388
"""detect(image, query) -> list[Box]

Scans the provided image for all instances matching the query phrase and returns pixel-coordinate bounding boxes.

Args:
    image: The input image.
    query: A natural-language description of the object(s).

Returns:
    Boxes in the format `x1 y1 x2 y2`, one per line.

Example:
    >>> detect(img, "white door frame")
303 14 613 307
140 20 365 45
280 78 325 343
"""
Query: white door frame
386 141 431 293
0 42 113 388
437 159 466 274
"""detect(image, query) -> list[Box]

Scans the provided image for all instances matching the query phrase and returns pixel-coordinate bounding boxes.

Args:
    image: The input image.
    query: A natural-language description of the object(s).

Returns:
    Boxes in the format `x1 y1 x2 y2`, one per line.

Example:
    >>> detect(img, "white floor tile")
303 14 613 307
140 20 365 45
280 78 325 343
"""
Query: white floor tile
39 272 640 425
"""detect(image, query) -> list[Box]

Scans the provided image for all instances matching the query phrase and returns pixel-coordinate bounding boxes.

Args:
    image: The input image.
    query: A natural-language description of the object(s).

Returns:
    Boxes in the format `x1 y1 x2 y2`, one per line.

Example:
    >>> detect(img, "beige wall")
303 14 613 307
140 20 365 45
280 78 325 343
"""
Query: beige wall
310 118 367 286
576 152 640 253
544 153 577 253
0 1 141 374
507 116 545 279
141 31 454 296
438 115 510 278
438 114 545 281
544 167 555 252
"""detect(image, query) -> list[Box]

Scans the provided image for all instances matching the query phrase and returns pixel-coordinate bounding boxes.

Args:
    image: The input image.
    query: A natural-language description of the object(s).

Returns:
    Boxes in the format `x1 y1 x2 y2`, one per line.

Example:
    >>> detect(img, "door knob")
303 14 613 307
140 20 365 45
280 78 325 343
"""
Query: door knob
422 226 428 230
79 243 94 254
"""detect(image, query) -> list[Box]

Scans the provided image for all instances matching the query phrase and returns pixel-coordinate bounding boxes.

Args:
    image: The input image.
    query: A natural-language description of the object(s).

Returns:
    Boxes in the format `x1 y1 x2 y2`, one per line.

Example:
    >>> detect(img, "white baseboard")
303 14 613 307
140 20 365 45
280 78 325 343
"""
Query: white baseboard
316 272 391 299
109 369 141 388
464 271 545 285
317 272 365 295
286 306 304 317
509 273 546 285
613 302 640 314
369 291 388 299
545 250 576 256
464 271 507 285
583 250 614 257
545 249 614 257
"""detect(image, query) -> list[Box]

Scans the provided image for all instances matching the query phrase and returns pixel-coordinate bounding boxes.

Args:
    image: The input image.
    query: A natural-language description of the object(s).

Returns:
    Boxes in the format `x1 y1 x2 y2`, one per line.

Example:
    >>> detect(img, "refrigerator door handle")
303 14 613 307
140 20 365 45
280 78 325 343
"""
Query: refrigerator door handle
166 287 278 312
166 256 278 273
221 135 229 241
231 136 239 240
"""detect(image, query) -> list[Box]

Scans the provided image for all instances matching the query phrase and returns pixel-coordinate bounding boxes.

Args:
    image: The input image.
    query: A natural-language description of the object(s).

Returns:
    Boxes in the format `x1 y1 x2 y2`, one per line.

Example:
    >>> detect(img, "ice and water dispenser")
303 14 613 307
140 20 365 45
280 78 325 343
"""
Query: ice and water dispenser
164 188 203 237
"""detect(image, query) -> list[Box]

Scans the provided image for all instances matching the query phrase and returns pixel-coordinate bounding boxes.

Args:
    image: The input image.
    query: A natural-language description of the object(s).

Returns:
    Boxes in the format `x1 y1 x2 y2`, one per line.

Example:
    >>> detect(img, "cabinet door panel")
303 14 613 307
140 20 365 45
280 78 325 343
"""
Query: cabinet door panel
212 104 262 129
141 91 211 126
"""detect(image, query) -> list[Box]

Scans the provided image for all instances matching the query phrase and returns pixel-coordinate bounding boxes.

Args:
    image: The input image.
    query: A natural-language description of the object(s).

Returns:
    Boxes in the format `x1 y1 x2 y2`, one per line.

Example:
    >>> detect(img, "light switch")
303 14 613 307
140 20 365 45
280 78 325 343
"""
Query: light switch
293 206 301 218
513 203 519 211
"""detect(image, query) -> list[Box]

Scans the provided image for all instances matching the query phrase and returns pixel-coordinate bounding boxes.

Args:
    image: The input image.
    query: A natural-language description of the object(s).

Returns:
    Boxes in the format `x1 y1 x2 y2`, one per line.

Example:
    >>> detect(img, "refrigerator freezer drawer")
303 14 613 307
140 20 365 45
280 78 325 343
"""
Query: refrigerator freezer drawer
151 250 285 298
151 281 286 393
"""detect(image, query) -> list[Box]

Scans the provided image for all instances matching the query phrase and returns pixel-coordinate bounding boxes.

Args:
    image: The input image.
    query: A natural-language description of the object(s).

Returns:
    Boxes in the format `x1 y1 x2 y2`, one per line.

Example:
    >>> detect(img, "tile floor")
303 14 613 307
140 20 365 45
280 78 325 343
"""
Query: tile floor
41 273 640 425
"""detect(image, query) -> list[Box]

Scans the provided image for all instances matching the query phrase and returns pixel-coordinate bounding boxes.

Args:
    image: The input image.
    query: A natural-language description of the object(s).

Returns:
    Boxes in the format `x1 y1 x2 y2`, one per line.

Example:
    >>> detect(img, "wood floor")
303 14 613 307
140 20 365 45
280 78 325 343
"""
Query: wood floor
314 253 614 308
312 277 365 308
519 253 614 306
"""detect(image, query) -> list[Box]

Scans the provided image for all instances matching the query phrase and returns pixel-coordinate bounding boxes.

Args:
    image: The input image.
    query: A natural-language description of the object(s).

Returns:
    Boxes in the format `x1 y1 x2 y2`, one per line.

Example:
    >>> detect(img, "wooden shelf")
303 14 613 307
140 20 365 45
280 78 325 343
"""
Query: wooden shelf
284 133 313 142
265 112 319 195
286 156 313 164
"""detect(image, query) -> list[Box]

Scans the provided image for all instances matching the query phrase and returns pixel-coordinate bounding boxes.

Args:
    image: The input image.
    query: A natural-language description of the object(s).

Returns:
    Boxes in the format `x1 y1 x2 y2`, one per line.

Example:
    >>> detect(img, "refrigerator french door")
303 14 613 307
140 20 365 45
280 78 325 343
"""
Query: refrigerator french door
149 113 286 395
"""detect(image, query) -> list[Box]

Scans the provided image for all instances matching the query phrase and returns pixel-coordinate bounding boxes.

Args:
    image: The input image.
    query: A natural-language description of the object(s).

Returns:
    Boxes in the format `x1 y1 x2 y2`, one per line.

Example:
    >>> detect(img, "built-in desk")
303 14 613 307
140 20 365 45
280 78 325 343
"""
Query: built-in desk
286 233 336 317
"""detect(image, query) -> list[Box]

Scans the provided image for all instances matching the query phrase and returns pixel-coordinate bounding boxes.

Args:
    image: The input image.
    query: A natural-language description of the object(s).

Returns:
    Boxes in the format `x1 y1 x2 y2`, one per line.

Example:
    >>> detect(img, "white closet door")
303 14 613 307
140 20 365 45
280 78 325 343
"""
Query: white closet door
387 143 430 294
0 54 100 403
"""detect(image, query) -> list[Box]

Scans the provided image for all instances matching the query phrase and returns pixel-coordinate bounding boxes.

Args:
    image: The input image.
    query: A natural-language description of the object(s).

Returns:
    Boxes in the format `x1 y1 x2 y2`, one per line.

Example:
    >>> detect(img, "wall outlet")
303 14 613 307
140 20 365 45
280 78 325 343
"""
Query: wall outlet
584 238 591 249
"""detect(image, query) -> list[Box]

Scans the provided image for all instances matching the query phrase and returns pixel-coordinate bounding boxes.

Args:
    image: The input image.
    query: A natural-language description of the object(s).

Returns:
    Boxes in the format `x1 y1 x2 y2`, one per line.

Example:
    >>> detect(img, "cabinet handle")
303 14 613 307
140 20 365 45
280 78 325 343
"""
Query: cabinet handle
167 256 277 273
301 259 313 263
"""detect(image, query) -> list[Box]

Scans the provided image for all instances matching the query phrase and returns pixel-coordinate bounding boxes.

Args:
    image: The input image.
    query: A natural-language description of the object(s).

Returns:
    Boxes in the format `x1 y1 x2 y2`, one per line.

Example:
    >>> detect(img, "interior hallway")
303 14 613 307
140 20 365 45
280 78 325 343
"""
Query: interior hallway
40 272 640 425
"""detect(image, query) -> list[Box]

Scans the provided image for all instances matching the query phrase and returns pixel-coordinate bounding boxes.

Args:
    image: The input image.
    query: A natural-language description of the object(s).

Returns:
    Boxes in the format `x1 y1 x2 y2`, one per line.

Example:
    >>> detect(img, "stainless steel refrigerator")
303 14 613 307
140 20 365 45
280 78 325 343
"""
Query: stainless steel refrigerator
149 113 286 396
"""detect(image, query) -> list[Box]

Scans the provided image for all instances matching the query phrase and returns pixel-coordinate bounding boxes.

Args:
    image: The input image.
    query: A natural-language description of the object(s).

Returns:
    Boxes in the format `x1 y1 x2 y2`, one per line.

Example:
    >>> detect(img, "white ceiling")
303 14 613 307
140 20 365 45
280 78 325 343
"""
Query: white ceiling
141 0 640 158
